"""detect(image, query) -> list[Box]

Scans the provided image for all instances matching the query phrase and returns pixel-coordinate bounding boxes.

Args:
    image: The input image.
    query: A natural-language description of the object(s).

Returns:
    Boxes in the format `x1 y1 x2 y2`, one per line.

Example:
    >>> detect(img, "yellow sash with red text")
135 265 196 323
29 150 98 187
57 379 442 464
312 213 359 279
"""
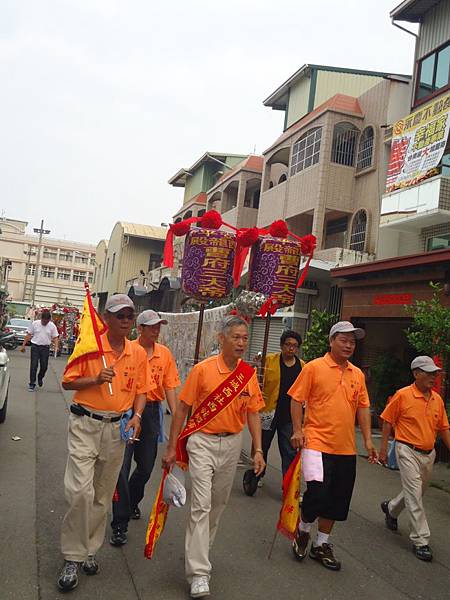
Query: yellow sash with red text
144 359 255 559
175 359 255 467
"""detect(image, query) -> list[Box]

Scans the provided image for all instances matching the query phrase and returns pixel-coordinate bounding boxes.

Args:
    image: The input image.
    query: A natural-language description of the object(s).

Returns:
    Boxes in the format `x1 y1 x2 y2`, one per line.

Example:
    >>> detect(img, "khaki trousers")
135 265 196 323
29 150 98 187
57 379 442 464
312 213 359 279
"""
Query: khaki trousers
388 442 435 547
61 413 125 561
185 431 242 583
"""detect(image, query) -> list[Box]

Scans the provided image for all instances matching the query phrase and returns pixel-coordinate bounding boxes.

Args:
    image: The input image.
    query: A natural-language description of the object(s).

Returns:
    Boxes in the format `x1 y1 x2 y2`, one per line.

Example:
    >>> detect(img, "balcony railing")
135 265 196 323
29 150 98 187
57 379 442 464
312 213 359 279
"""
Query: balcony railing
381 174 450 228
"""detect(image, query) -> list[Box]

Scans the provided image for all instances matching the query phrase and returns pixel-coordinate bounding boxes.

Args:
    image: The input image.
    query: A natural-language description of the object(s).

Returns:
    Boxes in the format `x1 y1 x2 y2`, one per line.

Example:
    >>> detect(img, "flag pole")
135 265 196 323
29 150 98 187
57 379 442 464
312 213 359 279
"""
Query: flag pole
85 282 113 396
267 527 279 560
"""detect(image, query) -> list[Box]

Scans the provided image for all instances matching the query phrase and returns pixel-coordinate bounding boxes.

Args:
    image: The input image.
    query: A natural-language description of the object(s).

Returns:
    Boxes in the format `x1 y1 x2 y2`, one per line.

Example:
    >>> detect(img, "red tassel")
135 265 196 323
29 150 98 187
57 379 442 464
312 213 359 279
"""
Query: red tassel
269 220 289 238
296 254 313 288
232 227 260 287
199 210 222 229
259 297 279 316
299 234 316 256
163 227 175 268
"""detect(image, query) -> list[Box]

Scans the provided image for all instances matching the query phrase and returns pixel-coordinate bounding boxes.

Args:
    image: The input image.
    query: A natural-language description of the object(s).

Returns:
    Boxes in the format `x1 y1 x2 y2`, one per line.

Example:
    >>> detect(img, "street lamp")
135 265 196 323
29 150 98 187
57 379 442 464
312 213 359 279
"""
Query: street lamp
23 246 37 301
30 220 51 306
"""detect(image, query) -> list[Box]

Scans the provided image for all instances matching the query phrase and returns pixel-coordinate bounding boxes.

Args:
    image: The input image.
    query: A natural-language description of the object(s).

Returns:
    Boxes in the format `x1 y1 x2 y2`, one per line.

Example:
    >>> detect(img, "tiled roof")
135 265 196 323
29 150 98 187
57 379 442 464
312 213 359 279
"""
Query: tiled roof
265 94 363 154
213 155 264 188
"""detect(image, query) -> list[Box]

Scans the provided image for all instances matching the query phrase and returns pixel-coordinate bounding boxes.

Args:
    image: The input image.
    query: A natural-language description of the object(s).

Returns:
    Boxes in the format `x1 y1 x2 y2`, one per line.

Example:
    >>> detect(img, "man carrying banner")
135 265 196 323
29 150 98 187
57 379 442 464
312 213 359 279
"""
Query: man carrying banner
289 321 377 571
162 315 265 598
110 309 180 546
58 294 153 592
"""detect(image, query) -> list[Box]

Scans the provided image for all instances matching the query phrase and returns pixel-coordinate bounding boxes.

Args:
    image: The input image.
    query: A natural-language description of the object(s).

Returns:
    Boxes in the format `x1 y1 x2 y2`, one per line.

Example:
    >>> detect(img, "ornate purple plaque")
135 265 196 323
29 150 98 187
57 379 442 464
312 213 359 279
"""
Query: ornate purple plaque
181 227 236 301
248 236 302 307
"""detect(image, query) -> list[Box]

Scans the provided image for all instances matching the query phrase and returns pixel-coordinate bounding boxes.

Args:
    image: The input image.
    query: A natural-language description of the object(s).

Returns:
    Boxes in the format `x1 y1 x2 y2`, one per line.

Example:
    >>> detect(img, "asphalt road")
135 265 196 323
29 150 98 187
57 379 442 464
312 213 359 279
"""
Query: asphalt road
1 351 449 600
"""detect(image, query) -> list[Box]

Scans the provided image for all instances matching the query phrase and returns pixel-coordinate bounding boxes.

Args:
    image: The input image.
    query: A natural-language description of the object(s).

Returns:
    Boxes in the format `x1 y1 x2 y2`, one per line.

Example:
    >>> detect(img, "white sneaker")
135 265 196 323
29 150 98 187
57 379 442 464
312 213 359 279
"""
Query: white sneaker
190 575 210 598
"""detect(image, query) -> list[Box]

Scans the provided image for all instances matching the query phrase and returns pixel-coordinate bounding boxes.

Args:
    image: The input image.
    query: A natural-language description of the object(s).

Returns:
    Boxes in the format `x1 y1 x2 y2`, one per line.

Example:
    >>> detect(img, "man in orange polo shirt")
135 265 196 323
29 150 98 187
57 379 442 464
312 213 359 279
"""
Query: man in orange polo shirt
58 295 152 592
379 356 450 562
111 309 180 545
289 321 377 571
162 315 265 598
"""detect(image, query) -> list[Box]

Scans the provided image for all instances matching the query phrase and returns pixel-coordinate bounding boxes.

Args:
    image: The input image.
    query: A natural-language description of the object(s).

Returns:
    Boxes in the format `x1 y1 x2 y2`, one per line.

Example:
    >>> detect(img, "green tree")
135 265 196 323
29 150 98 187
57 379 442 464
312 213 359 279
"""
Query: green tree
406 283 450 401
302 309 338 362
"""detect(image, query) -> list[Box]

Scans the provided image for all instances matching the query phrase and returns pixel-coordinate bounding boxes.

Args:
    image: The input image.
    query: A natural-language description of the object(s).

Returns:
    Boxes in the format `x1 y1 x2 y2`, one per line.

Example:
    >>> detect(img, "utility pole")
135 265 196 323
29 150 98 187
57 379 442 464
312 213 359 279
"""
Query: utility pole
30 220 50 306
22 246 36 301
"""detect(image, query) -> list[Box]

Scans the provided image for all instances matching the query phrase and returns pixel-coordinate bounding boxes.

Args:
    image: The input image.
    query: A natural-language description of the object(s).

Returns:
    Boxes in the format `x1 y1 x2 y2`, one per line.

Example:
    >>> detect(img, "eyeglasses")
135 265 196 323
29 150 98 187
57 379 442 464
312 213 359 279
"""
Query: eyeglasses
283 343 299 350
114 312 135 321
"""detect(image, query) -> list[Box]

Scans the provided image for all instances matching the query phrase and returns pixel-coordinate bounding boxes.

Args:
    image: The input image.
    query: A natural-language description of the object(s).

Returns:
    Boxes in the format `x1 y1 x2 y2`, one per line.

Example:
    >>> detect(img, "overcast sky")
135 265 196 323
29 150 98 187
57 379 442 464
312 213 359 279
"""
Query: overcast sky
0 0 416 246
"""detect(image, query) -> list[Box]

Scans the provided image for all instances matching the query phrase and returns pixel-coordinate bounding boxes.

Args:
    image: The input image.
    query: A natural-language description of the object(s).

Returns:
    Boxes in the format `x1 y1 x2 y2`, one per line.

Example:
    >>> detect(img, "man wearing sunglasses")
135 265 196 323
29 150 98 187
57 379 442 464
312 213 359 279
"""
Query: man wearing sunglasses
110 309 180 546
379 356 450 562
58 294 153 592
253 330 304 490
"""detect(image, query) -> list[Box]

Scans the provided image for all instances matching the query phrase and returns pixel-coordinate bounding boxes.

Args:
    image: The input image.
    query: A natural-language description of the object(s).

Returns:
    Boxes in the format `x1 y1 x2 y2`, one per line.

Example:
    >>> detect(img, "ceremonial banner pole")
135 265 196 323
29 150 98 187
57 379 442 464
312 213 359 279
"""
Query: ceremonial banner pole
194 303 206 365
259 311 271 383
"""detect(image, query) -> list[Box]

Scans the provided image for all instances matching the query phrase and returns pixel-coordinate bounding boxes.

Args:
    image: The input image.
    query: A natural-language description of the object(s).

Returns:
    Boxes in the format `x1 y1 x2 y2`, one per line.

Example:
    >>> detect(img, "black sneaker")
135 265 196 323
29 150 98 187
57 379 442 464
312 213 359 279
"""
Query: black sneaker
292 530 310 561
131 506 141 520
110 527 127 546
82 554 99 575
38 378 43 387
28 384 36 392
381 500 398 531
309 543 341 571
413 545 433 562
57 560 79 591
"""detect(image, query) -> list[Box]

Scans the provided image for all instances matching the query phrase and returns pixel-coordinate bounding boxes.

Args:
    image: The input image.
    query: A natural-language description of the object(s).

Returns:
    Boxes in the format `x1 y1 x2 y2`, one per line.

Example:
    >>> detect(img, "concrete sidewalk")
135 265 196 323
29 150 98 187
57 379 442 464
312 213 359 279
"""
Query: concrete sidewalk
355 429 450 494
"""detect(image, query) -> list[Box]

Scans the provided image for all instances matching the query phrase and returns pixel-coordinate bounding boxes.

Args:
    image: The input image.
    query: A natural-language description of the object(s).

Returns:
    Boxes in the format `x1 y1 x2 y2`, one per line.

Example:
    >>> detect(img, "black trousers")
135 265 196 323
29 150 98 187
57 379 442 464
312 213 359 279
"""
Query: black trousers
301 453 357 522
29 344 50 386
111 402 160 530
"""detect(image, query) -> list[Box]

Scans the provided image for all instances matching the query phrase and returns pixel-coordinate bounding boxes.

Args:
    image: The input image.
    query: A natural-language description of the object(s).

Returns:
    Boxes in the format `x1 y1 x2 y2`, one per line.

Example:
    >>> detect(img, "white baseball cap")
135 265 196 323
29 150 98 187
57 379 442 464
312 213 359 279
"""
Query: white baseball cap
136 309 168 327
329 321 365 341
410 356 442 373
105 294 135 313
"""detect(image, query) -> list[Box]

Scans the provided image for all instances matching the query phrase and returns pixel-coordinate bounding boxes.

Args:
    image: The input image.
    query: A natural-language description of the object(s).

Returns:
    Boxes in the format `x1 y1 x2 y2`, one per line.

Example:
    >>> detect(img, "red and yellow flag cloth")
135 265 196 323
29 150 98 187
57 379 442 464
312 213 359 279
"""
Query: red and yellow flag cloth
144 360 255 559
64 283 107 373
277 452 302 540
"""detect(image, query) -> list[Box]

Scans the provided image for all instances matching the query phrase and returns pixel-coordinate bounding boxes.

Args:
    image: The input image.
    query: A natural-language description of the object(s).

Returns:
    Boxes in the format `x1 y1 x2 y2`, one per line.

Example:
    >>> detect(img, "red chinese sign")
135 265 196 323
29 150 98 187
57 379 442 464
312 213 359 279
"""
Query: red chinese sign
373 293 413 306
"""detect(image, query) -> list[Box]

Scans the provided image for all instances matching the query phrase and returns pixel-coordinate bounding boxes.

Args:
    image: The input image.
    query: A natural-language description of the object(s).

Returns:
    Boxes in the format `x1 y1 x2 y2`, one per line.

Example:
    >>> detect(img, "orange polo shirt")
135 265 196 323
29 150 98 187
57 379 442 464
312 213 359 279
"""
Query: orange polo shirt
288 353 370 455
133 339 181 402
63 335 153 413
381 384 449 451
179 354 264 434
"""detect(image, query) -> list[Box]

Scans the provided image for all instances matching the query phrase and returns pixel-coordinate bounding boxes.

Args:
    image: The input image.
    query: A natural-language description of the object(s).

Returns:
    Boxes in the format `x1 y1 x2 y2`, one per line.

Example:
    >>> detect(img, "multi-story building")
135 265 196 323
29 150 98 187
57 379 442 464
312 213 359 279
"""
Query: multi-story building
93 222 166 312
378 0 450 257
205 155 263 229
331 0 450 397
0 218 95 308
168 152 248 274
259 64 410 264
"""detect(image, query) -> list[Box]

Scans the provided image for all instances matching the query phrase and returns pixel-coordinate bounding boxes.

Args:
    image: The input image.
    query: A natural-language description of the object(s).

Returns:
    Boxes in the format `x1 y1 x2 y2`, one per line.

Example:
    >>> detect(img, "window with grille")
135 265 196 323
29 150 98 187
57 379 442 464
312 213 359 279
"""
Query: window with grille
27 265 36 276
60 251 73 261
75 253 89 264
43 248 57 259
57 269 71 281
331 122 359 166
73 270 86 282
290 127 322 176
41 266 55 278
349 210 368 252
356 127 374 171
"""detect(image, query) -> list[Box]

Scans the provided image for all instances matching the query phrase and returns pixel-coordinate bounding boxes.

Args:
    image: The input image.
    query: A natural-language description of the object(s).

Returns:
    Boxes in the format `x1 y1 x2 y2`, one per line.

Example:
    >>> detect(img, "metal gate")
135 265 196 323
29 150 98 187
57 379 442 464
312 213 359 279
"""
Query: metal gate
249 317 285 360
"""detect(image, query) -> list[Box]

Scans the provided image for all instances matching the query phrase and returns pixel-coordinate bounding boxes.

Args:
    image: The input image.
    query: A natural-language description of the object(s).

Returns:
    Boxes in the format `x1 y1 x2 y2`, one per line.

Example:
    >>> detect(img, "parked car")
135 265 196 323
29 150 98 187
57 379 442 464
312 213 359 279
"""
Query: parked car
0 346 10 423
7 318 31 346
